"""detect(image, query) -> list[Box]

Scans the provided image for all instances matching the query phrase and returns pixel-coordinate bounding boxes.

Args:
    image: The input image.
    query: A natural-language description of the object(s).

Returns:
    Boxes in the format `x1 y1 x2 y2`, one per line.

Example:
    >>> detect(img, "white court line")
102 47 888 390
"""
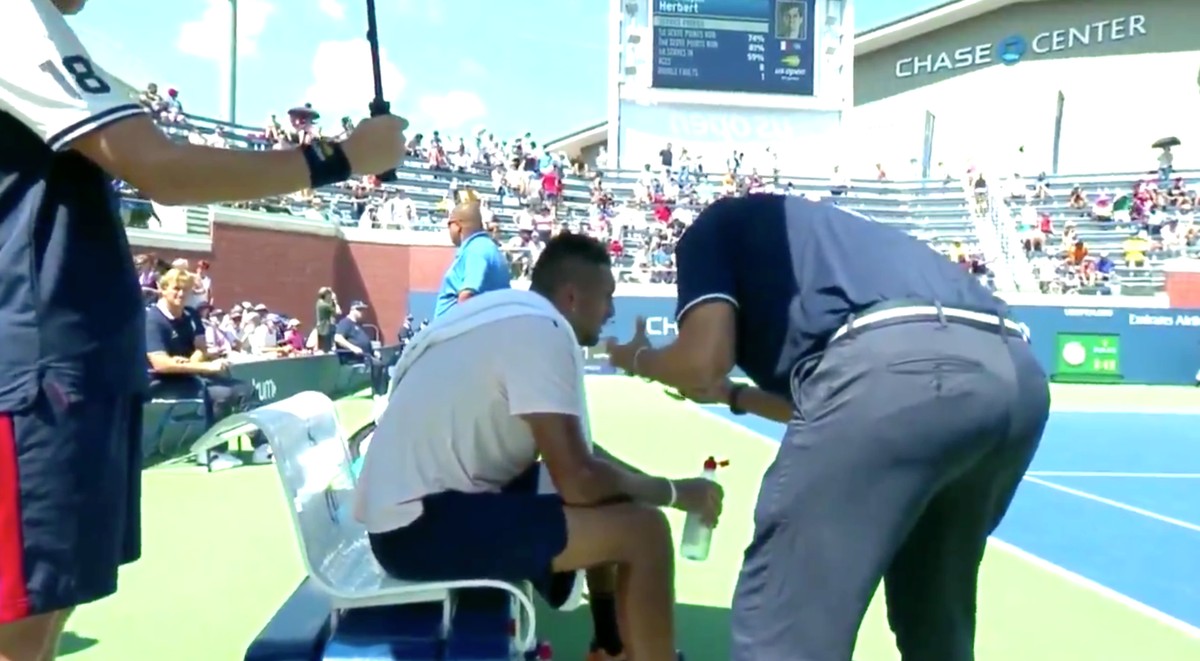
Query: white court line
678 399 1200 639
1027 471 1200 479
986 538 1200 639
1022 476 1200 533
1051 408 1200 416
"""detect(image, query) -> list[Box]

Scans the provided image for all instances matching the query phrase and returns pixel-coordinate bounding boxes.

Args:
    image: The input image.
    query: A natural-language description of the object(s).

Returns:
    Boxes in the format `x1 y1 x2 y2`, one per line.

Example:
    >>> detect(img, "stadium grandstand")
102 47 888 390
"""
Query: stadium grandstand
123 95 1199 300
121 0 1200 306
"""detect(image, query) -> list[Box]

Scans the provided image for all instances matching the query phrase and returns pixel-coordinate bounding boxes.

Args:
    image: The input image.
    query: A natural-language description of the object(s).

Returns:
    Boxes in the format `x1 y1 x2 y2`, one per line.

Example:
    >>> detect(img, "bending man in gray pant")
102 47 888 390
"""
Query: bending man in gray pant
607 193 1051 661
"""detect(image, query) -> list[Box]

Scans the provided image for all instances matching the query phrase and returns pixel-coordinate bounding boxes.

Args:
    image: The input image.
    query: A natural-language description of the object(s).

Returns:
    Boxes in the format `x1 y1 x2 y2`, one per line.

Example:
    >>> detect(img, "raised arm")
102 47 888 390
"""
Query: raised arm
0 1 406 206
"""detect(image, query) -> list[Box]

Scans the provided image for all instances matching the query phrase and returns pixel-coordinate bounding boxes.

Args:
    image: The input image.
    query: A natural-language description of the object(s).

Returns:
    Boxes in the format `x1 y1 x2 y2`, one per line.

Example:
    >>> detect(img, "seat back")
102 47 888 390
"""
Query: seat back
219 391 376 593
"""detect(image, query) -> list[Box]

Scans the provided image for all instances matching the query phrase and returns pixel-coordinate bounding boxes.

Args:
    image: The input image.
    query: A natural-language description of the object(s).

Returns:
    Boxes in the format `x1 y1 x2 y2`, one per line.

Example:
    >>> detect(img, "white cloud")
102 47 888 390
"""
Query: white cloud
316 0 345 20
416 91 488 130
304 39 407 122
177 0 276 60
458 58 487 78
394 0 445 24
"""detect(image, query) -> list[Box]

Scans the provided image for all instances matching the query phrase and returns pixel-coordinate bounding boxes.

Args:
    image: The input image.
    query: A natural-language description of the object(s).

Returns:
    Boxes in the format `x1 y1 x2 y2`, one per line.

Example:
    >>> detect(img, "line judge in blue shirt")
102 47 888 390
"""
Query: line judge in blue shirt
433 195 511 318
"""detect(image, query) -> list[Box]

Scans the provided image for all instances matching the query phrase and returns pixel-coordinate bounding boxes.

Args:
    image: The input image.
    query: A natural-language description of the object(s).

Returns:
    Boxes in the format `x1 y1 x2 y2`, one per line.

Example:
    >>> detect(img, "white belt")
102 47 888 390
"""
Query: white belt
830 305 1029 343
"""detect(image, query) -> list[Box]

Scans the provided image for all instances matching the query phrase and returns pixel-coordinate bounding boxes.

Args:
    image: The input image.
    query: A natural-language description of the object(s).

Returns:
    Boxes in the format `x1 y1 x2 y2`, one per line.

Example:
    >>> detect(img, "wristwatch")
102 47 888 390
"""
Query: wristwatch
728 383 747 415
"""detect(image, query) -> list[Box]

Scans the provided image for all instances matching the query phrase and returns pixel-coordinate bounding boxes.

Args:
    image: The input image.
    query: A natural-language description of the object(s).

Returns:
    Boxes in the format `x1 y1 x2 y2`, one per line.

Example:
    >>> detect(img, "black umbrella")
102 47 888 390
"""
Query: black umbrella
1152 136 1181 150
364 0 396 181
287 103 320 121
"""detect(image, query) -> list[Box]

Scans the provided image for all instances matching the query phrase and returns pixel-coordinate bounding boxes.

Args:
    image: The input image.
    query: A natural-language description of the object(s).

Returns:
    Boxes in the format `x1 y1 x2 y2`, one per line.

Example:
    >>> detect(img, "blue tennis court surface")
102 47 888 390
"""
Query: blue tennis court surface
698 404 1200 632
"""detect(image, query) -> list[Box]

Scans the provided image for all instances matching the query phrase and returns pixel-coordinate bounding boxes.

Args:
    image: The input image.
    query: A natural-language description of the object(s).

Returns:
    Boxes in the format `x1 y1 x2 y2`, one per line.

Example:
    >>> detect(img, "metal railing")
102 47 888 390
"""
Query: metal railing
989 187 1039 293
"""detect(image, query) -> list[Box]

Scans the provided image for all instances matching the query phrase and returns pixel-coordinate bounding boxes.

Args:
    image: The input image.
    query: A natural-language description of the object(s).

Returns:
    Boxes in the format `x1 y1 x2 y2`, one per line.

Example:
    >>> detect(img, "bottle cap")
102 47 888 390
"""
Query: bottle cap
703 457 730 470
537 641 553 660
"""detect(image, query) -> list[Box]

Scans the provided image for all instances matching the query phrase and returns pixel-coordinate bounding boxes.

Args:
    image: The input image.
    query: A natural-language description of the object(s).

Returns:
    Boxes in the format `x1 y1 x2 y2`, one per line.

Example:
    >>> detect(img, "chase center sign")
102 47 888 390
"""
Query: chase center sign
894 14 1147 78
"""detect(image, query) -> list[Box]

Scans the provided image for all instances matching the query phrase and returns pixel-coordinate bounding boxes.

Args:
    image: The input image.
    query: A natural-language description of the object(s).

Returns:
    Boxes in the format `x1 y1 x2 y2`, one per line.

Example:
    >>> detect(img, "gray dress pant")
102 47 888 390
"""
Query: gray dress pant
730 317 1050 661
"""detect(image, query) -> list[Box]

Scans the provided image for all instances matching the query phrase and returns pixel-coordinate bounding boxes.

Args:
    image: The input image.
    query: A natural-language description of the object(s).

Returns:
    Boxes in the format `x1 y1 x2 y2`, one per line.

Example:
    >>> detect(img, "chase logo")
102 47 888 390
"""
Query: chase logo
997 35 1026 65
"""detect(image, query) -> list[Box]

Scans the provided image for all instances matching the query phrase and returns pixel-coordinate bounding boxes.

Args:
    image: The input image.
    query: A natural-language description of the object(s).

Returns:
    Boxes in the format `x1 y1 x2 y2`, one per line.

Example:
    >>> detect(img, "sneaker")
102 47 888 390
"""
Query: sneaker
206 450 243 471
251 444 273 464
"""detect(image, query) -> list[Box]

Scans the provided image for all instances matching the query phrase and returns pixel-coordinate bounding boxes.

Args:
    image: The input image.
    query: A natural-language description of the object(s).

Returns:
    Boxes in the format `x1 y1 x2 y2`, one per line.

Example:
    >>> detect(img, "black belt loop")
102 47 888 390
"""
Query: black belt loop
997 301 1011 345
933 300 947 327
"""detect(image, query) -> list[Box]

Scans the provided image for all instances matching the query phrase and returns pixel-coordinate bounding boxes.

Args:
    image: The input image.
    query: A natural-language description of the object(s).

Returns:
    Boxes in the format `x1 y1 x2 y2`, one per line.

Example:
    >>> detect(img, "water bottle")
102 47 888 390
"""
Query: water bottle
679 456 726 561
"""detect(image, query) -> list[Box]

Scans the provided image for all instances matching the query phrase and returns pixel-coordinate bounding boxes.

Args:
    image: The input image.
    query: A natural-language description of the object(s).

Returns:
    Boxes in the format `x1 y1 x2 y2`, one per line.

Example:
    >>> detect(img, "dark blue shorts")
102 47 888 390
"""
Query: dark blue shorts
368 464 573 605
0 385 142 623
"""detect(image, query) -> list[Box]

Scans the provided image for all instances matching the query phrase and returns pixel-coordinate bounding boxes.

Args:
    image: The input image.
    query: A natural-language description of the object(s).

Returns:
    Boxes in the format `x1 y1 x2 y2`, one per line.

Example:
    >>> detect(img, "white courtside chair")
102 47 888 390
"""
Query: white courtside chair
213 391 538 653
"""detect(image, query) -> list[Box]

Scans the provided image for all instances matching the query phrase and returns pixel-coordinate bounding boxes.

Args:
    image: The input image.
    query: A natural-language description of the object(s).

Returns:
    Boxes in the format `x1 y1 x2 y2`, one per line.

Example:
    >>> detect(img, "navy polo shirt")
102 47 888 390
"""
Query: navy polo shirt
433 231 511 319
0 113 146 411
145 306 202 382
674 194 1003 397
335 316 374 354
145 306 202 358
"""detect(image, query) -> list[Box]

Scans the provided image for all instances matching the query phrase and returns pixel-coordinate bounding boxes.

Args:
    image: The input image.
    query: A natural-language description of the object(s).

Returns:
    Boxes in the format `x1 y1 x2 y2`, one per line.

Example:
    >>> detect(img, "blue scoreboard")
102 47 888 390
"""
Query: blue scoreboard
651 0 817 96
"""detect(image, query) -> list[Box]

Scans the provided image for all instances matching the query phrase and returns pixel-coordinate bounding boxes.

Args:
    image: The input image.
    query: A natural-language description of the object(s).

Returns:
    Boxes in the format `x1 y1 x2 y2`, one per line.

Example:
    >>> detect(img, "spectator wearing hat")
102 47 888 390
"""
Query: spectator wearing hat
287 103 320 147
334 301 389 399
196 304 233 358
433 198 512 319
243 307 290 357
220 304 244 344
283 319 306 353
163 88 184 124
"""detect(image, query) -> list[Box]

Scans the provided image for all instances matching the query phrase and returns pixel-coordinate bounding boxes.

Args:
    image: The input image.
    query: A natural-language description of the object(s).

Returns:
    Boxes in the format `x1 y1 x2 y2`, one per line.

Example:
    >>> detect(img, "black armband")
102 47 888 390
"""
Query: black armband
301 139 352 188
728 383 748 416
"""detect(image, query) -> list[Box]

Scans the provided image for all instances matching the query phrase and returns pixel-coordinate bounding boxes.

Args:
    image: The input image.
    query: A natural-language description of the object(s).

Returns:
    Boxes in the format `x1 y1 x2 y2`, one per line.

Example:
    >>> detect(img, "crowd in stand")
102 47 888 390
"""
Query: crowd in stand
135 251 392 469
1011 169 1199 294
133 83 1200 295
134 254 311 360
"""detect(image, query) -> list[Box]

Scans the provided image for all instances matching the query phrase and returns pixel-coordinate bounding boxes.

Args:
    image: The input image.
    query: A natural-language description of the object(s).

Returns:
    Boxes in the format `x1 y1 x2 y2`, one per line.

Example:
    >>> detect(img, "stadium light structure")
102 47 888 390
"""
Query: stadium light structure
227 0 238 123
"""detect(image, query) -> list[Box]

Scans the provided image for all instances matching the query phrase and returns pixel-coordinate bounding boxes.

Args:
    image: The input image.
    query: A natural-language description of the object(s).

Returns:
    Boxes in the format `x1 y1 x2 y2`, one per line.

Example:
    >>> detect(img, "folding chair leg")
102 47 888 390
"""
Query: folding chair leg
514 583 537 654
440 591 457 641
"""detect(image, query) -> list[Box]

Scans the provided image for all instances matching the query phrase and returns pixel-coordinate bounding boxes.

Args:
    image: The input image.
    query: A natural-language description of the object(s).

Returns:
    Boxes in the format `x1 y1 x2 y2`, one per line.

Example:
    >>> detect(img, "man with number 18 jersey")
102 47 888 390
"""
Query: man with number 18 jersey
0 2 149 657
0 1 409 658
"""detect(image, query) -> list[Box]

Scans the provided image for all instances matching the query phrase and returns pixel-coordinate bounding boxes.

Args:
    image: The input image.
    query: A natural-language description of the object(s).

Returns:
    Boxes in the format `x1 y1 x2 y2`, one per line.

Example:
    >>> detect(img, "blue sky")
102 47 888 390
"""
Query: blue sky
71 0 938 141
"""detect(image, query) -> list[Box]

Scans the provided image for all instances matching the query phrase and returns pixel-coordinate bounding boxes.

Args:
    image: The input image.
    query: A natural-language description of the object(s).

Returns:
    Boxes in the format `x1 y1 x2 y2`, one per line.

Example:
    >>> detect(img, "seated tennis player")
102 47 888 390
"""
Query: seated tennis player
354 233 722 661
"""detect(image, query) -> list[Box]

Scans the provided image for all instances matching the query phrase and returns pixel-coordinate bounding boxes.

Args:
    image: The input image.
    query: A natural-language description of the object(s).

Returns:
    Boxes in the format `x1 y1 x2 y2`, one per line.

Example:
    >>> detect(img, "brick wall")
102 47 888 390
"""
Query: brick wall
128 212 456 341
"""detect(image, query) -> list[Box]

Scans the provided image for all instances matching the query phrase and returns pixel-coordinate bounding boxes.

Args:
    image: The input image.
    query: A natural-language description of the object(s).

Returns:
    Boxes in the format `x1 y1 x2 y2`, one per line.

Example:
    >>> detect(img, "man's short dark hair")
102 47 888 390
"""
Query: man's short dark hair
529 232 611 295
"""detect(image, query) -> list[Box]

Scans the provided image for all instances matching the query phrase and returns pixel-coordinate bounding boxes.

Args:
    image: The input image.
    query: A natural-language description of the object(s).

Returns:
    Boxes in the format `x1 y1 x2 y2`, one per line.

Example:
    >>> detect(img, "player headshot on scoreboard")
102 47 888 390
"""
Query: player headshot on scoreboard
775 1 807 40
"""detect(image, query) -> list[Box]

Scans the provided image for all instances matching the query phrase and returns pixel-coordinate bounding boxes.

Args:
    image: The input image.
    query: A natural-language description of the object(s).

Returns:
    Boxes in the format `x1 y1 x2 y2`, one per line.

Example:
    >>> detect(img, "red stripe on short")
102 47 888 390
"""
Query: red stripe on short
0 414 29 622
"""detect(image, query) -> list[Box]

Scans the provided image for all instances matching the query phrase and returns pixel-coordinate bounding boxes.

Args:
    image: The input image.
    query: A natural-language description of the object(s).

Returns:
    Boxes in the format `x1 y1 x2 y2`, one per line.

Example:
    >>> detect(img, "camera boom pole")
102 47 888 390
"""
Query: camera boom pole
364 0 396 180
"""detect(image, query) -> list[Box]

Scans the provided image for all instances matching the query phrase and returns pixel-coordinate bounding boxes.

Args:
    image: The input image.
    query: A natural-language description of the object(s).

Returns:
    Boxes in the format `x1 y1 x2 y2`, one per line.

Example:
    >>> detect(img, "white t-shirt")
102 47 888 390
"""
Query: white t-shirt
246 323 273 353
354 314 582 534
0 0 147 151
